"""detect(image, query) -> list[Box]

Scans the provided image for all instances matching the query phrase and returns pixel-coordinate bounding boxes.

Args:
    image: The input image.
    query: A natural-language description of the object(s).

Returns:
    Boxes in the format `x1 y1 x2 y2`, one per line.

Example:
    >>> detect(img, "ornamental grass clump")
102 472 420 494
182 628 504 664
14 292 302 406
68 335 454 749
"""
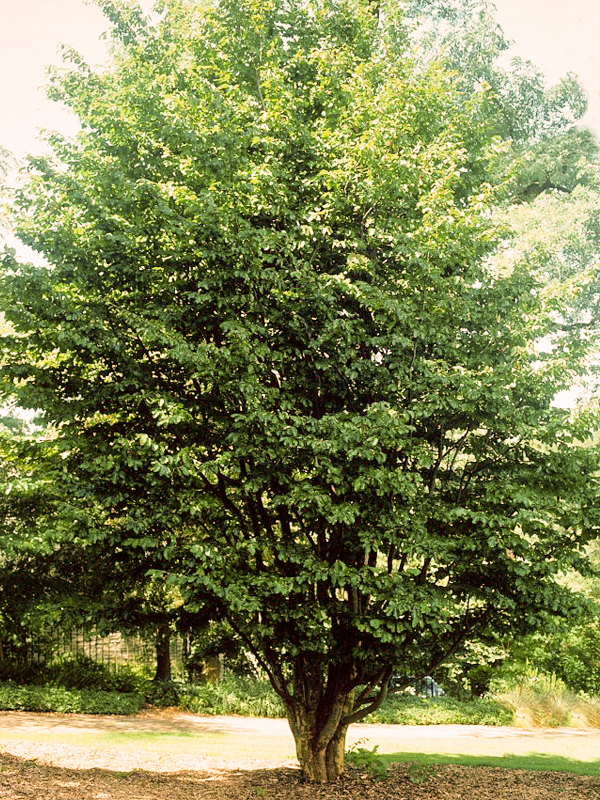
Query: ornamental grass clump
497 676 600 728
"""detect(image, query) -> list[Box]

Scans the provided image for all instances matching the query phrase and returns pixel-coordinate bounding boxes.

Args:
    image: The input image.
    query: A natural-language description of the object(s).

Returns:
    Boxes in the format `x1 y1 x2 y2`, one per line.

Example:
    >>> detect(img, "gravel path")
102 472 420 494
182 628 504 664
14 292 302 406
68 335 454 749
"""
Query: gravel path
0 710 598 769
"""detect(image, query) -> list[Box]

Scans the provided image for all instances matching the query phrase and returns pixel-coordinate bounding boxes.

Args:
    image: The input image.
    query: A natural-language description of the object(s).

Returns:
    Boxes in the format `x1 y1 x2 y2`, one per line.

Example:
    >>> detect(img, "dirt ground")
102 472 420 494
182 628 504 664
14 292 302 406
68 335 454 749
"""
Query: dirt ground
0 711 599 799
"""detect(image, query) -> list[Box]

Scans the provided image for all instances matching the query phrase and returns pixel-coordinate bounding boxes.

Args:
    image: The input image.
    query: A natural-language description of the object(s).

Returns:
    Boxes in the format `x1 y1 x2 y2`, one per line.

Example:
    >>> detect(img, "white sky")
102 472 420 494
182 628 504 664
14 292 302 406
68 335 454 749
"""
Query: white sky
0 0 154 161
0 0 599 161
494 0 600 135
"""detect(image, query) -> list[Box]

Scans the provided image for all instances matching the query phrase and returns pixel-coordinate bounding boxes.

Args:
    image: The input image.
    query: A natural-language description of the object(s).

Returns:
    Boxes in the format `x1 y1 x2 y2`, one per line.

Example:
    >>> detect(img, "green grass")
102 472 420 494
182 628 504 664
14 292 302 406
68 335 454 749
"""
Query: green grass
100 730 215 744
102 731 199 744
380 751 600 777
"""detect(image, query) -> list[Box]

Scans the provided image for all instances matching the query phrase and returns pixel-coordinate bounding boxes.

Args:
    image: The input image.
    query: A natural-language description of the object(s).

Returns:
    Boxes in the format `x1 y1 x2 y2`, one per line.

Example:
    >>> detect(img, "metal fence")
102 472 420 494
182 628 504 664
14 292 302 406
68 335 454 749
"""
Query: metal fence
25 628 187 677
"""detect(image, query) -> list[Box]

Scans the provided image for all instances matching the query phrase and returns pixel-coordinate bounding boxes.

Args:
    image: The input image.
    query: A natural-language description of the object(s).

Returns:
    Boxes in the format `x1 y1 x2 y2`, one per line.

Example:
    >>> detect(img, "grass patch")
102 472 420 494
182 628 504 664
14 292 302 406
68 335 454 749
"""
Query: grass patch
101 730 207 743
381 751 600 777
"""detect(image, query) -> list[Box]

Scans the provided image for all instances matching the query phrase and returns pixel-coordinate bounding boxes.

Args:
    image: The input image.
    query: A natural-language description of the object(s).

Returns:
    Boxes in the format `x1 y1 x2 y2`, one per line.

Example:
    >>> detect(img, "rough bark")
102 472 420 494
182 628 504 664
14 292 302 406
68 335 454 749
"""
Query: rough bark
287 709 350 782
284 671 356 783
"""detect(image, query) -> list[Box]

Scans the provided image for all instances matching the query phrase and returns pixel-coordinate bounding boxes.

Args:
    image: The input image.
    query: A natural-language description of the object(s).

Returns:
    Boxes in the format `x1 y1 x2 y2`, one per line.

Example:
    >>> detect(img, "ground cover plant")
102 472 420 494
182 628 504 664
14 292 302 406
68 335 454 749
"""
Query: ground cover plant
4 659 600 731
0 684 143 714
177 674 287 718
367 693 513 726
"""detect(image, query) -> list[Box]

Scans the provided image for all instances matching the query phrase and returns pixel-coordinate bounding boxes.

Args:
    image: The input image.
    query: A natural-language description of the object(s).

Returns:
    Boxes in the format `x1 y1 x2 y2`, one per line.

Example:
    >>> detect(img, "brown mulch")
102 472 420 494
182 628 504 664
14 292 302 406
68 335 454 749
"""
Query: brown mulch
0 753 599 800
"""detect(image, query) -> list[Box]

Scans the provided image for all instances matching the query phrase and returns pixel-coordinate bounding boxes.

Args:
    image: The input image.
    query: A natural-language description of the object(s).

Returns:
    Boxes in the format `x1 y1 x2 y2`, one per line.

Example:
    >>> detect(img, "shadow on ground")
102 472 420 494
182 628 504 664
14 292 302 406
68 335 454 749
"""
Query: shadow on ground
1 750 600 800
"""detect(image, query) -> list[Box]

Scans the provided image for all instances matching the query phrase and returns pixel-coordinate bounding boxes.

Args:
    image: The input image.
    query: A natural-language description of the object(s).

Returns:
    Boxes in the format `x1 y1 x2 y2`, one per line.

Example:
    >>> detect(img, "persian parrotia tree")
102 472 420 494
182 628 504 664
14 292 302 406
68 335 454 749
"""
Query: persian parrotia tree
2 0 600 782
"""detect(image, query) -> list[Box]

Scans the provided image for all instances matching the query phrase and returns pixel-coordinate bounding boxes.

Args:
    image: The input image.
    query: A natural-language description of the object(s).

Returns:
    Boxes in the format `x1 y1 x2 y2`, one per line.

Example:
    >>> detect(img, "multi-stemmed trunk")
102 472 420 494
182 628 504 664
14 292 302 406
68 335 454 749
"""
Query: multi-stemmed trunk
280 663 359 783
288 715 349 782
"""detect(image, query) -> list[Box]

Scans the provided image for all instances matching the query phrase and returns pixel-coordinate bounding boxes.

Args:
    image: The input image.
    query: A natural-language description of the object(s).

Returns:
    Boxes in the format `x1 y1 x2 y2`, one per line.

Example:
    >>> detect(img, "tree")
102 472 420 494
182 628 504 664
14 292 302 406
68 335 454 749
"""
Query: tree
2 0 600 782
404 0 596 201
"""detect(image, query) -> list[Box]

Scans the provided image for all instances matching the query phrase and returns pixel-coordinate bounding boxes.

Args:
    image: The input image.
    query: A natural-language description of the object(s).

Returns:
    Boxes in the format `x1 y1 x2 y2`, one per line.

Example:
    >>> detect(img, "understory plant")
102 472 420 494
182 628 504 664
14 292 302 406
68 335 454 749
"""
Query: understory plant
0 684 144 715
345 741 389 780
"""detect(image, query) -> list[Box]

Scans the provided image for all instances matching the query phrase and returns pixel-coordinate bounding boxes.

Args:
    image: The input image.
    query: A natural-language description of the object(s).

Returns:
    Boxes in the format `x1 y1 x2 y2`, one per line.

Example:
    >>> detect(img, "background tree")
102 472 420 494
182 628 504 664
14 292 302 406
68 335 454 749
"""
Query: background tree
1 0 600 782
404 0 597 202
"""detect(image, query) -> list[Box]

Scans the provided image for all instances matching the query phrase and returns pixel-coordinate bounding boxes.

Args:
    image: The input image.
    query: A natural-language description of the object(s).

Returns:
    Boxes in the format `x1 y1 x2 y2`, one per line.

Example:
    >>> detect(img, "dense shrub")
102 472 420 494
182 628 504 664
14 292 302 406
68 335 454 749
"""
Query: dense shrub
145 680 181 708
178 675 286 718
541 625 600 696
43 655 133 691
0 655 152 694
0 684 144 715
369 693 514 726
487 623 600 698
0 661 44 686
177 675 514 725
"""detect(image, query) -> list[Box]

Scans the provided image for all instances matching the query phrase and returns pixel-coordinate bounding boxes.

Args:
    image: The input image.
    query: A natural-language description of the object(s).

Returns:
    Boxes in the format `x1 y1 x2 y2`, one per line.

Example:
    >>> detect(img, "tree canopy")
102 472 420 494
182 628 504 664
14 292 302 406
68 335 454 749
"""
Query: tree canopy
2 0 600 782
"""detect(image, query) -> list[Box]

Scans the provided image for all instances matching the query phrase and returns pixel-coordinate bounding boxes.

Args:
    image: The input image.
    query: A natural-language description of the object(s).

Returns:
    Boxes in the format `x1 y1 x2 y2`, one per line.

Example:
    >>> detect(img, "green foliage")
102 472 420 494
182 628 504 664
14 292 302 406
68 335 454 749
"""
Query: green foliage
523 622 600 697
0 654 151 694
145 680 181 707
43 655 151 693
431 638 508 699
487 614 600 698
406 763 436 785
345 741 389 779
178 673 512 724
184 620 259 680
405 0 587 143
0 684 143 715
177 675 286 718
465 665 495 698
369 693 513 726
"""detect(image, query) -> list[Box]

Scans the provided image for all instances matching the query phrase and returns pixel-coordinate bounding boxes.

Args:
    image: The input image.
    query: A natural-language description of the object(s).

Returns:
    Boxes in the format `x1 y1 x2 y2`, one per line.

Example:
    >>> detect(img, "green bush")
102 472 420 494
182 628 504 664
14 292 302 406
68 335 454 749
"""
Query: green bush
0 683 144 715
543 625 600 696
0 655 151 694
44 655 118 690
145 680 181 708
178 675 286 718
345 742 388 779
177 675 513 725
489 624 600 697
369 693 514 726
0 661 44 686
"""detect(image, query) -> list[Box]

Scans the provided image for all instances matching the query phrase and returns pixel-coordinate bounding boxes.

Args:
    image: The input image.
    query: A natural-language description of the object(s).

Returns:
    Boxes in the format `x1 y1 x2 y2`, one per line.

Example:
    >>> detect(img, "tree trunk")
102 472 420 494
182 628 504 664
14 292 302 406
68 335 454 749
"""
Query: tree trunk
154 622 172 682
289 717 349 782
285 680 355 782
